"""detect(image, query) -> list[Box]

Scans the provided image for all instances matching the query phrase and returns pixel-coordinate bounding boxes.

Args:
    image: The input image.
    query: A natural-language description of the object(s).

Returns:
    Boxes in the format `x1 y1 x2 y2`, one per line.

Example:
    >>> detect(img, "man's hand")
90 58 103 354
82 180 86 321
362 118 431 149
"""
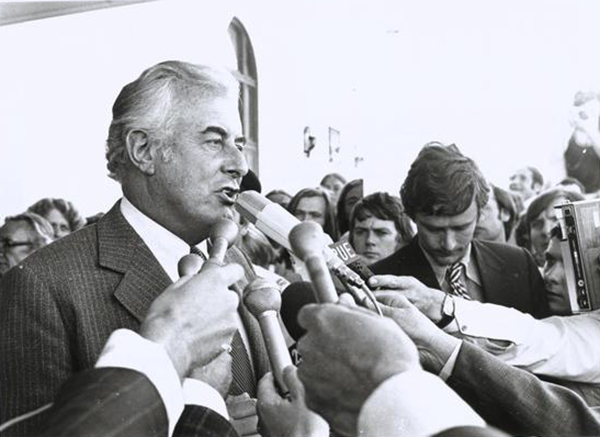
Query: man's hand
257 367 329 437
369 275 446 322
296 303 419 436
375 293 460 374
140 263 242 380
570 91 600 154
189 352 233 398
227 393 259 437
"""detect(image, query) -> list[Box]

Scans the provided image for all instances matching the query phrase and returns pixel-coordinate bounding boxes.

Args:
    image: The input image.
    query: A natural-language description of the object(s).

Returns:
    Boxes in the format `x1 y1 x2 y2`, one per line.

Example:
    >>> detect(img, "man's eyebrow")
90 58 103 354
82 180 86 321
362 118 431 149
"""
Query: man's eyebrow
201 126 227 136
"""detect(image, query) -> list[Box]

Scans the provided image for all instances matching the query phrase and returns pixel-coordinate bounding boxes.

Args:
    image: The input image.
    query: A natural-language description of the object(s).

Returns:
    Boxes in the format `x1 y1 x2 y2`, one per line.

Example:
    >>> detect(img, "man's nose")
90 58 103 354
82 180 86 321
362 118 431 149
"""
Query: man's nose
222 143 249 180
441 232 457 251
540 219 554 237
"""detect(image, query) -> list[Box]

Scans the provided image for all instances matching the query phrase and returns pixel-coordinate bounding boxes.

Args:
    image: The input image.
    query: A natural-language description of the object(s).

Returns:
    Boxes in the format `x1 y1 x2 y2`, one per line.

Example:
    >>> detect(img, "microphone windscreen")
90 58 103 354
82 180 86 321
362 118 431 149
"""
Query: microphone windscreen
243 278 282 316
280 281 316 340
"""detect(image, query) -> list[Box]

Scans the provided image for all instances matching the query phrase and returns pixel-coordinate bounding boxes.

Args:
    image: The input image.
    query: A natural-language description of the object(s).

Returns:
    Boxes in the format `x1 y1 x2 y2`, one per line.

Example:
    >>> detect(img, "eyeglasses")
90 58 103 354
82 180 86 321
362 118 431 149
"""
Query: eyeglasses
0 239 35 250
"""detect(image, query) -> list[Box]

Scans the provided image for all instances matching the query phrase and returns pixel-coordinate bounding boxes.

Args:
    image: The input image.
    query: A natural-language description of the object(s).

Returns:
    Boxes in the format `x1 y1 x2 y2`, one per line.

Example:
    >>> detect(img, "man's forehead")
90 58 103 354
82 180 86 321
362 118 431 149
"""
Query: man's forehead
355 216 395 229
417 201 478 227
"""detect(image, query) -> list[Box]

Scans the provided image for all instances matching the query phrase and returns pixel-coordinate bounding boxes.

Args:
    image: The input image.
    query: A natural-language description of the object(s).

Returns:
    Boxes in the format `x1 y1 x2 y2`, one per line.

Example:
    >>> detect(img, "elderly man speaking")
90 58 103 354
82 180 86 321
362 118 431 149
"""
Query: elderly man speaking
1 61 269 436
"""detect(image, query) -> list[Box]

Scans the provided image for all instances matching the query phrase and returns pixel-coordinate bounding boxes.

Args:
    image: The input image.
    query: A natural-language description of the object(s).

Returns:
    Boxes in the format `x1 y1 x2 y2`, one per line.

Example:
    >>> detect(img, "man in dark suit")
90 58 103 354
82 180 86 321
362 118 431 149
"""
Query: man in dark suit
371 143 549 321
0 61 269 436
1 262 323 437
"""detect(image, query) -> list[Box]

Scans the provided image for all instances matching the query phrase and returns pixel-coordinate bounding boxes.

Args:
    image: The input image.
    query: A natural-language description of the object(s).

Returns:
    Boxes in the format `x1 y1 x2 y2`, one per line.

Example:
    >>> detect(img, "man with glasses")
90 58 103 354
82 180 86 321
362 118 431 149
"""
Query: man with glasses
0 213 54 278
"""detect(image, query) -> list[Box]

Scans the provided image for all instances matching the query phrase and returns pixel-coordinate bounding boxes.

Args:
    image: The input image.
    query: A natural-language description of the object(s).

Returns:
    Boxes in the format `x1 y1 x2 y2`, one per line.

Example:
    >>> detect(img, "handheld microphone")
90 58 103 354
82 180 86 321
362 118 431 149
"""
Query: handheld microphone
237 192 381 313
201 219 240 272
280 281 315 341
243 279 293 395
236 191 372 288
289 222 338 303
177 254 204 277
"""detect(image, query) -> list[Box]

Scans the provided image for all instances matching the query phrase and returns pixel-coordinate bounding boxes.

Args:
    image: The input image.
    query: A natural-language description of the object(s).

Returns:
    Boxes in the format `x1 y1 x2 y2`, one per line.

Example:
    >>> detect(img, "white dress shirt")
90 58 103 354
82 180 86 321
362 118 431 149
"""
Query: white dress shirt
445 298 600 383
120 196 253 361
358 370 485 437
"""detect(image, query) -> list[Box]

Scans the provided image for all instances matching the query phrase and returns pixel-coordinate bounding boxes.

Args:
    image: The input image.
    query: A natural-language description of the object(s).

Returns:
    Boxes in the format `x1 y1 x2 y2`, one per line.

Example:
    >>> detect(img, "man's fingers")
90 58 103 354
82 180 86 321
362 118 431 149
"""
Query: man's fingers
282 365 304 400
368 274 416 290
227 396 257 419
375 291 412 308
337 293 357 307
257 372 278 403
211 263 245 286
297 303 323 330
231 414 259 437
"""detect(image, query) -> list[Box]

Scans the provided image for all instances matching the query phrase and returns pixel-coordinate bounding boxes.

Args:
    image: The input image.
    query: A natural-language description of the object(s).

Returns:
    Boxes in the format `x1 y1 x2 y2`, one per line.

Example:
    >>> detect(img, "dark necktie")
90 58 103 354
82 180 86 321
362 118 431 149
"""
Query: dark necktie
447 262 471 300
189 245 256 396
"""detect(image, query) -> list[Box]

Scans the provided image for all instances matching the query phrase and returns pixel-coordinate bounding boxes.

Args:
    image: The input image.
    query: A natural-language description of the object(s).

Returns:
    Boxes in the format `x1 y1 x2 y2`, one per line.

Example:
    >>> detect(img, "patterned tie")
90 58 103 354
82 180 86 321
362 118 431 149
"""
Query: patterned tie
189 246 256 396
446 262 471 300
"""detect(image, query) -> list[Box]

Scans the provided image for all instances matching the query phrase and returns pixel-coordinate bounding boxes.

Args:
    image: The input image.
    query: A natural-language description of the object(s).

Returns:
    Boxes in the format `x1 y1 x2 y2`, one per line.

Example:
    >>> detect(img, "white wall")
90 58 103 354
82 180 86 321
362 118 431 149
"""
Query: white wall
1 0 600 219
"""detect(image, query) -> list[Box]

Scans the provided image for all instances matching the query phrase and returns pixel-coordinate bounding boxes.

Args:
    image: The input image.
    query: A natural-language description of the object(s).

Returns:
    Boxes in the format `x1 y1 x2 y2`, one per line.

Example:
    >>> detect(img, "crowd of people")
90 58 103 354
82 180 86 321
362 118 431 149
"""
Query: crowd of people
0 59 599 437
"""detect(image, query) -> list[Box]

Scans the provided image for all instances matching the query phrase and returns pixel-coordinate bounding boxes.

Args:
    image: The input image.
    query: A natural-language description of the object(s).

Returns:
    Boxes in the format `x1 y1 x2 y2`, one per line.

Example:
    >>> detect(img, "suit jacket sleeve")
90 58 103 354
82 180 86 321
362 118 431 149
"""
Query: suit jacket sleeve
447 341 600 437
38 367 168 437
1 264 73 437
35 367 238 437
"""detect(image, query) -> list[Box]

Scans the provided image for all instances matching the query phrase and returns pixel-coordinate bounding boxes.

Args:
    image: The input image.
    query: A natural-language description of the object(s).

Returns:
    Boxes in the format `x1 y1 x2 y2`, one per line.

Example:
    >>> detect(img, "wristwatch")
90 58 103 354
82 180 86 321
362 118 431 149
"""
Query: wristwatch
437 293 456 329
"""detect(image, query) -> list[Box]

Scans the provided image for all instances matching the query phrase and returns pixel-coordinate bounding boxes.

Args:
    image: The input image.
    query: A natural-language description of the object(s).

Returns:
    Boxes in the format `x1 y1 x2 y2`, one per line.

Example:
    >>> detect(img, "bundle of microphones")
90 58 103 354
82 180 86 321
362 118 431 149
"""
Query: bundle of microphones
179 190 384 396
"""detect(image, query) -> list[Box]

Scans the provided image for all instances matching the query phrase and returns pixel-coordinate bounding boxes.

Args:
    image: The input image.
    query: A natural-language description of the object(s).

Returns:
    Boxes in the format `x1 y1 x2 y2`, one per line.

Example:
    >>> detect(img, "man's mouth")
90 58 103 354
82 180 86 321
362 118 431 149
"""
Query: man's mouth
219 187 240 204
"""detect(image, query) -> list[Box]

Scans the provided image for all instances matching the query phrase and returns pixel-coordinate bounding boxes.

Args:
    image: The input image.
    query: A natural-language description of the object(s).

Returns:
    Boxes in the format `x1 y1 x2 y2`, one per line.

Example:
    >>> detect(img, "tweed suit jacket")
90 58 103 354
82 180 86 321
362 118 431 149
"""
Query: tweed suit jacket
0 202 269 436
31 367 238 437
371 236 551 318
447 341 600 437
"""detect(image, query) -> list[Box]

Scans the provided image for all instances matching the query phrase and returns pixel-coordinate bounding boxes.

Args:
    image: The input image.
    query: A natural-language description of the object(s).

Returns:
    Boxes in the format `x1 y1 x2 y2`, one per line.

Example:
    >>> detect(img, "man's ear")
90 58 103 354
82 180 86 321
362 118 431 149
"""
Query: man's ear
125 129 156 175
499 208 511 223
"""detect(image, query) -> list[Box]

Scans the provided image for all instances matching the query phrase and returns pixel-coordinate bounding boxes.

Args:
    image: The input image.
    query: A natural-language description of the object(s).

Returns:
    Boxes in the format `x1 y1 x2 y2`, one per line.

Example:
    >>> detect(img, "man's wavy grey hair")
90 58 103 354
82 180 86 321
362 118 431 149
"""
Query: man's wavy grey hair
105 60 240 181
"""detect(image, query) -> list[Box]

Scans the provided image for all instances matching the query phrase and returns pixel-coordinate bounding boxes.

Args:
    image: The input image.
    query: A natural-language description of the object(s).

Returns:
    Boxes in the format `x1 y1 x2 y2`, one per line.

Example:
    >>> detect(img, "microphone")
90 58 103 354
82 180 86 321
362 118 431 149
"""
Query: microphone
280 281 315 341
243 278 293 395
201 219 240 272
177 254 204 277
289 222 338 303
237 191 381 313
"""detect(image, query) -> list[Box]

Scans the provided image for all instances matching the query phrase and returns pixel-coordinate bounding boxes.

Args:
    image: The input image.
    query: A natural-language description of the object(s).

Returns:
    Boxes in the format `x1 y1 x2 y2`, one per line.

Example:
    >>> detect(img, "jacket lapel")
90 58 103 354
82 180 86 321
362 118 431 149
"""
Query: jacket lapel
404 236 442 289
97 202 172 323
471 240 507 304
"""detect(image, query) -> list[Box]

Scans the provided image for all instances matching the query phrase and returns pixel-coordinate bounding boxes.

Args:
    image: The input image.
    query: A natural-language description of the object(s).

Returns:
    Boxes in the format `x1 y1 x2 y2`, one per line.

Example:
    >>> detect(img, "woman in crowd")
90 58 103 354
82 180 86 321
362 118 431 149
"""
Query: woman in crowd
0 212 54 277
28 198 85 239
319 172 346 207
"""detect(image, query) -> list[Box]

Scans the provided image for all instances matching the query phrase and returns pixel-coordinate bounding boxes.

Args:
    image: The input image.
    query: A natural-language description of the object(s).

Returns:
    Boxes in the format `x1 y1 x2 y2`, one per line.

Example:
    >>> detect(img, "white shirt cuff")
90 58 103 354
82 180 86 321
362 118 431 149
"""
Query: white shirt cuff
95 329 184 437
439 341 462 381
358 370 485 437
183 379 229 420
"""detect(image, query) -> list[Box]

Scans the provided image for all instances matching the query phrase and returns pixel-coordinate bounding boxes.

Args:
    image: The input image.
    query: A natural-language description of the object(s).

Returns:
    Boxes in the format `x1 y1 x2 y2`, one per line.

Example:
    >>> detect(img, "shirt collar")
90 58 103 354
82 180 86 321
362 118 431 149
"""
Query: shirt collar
420 241 480 286
120 197 207 282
